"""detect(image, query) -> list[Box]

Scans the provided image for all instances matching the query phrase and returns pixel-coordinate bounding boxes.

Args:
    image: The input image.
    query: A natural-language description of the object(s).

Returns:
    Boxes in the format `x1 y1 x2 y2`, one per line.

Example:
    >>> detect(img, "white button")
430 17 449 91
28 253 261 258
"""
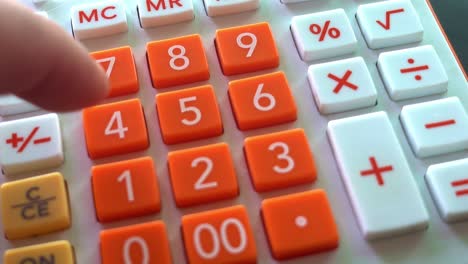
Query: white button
426 159 468 223
378 45 448 101
308 57 377 114
71 1 128 40
291 9 357 61
203 0 259 17
0 95 38 117
137 0 194 28
356 0 423 49
0 114 63 175
400 97 468 158
327 111 429 240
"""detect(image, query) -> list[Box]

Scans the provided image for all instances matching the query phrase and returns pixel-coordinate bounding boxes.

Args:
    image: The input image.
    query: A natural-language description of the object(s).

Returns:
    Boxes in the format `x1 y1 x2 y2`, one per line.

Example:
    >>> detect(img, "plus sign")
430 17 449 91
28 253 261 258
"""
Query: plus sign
6 133 24 149
360 156 393 186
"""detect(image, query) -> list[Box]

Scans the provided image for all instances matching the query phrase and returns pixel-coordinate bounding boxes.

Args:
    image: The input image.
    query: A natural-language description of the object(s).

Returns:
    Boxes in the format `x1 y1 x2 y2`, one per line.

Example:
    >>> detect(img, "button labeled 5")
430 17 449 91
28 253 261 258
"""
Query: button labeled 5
156 85 223 144
147 34 210 88
83 99 149 159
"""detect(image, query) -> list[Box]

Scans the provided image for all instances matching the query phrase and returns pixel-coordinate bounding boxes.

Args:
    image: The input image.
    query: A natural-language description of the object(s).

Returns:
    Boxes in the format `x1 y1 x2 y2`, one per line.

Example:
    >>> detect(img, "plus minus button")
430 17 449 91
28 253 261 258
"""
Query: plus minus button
360 156 393 186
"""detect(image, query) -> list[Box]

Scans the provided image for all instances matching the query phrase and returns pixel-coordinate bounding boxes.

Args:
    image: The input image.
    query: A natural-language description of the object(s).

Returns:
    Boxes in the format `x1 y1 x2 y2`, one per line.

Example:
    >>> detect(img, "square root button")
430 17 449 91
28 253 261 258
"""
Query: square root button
291 9 357 61
356 0 423 49
426 159 468 223
400 97 468 158
0 113 63 175
378 45 448 101
308 57 377 114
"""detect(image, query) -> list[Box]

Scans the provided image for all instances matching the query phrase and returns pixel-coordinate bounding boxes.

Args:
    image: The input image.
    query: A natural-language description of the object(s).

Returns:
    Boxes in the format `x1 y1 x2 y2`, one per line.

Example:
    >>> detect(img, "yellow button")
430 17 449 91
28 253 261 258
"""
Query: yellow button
1 172 71 240
4 240 74 264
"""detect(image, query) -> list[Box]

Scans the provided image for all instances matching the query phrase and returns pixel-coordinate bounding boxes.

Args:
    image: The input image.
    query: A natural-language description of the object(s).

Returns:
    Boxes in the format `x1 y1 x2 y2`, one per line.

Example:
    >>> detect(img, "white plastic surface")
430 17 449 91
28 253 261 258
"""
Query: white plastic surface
378 45 448 101
137 0 194 28
0 95 38 117
3 0 468 263
308 57 377 114
291 9 357 61
328 111 429 240
203 0 259 17
356 0 424 49
0 113 63 175
426 159 468 223
71 0 128 40
400 97 468 158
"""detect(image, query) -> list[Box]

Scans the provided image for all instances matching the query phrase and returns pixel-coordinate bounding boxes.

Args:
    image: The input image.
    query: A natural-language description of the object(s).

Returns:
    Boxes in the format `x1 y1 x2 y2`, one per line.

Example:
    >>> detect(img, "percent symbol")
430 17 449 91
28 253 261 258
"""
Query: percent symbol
400 58 429 81
310 20 341 42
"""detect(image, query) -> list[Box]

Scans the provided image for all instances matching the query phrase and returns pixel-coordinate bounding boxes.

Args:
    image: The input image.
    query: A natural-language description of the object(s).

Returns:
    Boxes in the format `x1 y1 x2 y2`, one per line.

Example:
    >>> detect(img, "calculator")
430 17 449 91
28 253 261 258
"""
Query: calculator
1 0 467 263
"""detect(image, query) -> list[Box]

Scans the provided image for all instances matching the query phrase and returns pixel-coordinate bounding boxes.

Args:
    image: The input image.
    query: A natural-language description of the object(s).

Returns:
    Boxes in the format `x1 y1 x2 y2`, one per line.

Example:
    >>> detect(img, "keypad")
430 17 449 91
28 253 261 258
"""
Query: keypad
2 0 468 263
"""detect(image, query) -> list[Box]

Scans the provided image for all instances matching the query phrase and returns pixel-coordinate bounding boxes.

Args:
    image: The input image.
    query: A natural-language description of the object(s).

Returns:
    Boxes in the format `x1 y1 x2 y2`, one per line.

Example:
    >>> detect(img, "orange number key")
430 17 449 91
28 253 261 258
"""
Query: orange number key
215 22 279 75
100 221 172 264
147 34 210 88
244 128 317 192
92 157 161 223
229 71 297 130
83 99 149 159
182 205 257 264
168 143 239 207
91 46 139 97
262 190 339 260
156 85 223 144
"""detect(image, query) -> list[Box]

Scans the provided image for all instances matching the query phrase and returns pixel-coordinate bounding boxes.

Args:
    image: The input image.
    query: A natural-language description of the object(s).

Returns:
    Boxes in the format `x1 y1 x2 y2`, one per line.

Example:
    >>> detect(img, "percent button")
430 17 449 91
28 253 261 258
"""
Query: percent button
0 113 64 175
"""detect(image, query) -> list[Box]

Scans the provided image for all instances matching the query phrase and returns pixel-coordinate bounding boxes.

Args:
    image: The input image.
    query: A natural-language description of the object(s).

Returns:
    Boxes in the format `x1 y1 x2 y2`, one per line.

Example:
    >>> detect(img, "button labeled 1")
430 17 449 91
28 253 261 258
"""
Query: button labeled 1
291 9 357 61
0 113 63 175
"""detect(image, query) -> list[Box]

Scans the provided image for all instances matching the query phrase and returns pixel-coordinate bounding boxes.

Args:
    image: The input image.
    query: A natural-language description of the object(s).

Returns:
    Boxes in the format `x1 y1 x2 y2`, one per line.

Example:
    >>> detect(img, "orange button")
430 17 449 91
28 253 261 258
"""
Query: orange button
83 99 149 159
262 190 339 260
244 128 316 192
92 157 161 223
91 46 139 97
100 221 172 264
215 22 279 75
147 34 210 88
229 71 297 130
156 85 223 144
182 205 257 264
168 143 238 207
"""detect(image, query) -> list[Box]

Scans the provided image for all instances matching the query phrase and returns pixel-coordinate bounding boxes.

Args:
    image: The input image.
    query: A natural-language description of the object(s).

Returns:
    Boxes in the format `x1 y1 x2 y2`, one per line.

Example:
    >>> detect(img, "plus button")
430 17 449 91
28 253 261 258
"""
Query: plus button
360 156 393 186
6 133 24 149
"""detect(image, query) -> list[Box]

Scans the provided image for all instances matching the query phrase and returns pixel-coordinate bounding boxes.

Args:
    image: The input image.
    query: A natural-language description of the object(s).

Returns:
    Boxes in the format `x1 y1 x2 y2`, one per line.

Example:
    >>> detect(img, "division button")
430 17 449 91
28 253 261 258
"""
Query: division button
327 111 429 240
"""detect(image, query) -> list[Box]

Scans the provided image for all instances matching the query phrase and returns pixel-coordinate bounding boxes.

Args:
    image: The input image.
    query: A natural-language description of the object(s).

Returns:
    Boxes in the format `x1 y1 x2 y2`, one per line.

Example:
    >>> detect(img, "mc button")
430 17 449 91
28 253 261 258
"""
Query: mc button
1 173 71 240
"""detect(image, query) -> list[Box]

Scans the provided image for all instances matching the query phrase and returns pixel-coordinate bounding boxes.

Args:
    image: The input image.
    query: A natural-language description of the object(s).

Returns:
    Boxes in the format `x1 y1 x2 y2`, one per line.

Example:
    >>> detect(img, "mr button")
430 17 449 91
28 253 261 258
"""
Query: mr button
1 173 71 240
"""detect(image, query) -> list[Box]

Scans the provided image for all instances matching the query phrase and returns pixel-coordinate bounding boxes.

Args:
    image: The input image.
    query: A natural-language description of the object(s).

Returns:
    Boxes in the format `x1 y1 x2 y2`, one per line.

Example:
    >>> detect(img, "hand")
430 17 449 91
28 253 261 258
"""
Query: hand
0 1 108 112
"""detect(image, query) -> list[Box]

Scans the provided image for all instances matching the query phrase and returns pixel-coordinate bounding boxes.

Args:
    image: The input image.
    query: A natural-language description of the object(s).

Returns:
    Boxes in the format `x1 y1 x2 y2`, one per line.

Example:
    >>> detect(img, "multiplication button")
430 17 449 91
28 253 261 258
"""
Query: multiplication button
356 0 423 49
291 9 357 61
400 97 468 157
308 57 377 114
0 173 71 240
378 45 448 101
0 113 63 175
